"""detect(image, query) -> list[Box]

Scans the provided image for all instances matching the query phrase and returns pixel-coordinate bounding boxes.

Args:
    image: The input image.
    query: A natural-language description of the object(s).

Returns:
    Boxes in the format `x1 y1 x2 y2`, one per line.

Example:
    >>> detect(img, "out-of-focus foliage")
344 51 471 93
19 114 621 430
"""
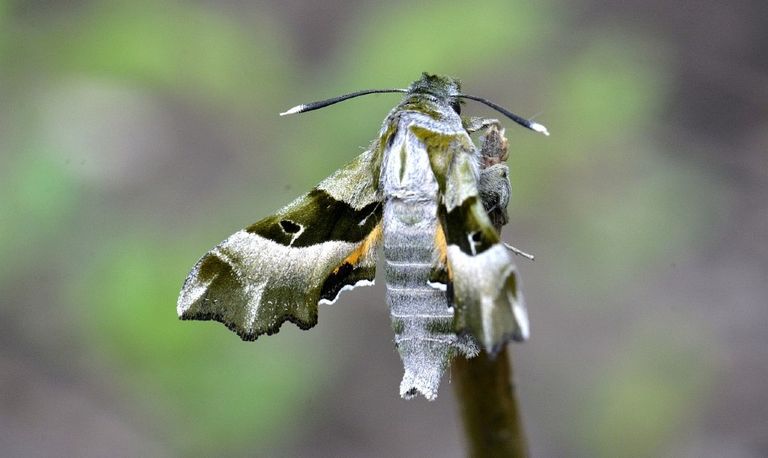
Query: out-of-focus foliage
1 0 764 456
71 238 325 455
579 325 714 457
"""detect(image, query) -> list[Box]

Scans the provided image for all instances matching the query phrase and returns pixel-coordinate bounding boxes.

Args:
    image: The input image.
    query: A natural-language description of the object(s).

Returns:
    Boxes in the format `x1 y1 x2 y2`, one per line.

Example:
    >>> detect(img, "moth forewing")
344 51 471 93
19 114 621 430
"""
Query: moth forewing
177 147 383 340
443 126 529 354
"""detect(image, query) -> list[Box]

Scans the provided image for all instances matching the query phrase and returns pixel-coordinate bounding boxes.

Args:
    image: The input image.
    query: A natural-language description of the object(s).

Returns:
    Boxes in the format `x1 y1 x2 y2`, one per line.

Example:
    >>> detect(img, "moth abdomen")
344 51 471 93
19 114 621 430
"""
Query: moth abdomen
384 259 431 286
382 196 476 400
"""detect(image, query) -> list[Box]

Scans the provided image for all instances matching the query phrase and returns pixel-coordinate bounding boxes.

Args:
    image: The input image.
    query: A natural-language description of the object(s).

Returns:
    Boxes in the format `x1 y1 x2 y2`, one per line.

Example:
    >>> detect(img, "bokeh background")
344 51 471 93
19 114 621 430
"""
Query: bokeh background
1 1 766 456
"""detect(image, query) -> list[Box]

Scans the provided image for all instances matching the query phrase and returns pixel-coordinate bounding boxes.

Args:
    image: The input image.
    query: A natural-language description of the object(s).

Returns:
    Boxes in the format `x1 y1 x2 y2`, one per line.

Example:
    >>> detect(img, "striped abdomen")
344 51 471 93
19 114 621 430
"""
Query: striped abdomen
383 197 470 399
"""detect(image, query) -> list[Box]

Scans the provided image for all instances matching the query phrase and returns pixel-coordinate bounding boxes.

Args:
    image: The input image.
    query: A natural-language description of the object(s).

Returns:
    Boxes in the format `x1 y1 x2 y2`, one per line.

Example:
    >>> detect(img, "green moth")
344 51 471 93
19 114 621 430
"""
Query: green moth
178 73 547 400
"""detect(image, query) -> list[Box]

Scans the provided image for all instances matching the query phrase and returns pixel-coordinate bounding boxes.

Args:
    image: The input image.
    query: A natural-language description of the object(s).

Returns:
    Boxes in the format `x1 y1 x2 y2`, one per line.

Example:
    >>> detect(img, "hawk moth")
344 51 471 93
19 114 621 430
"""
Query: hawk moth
177 73 547 400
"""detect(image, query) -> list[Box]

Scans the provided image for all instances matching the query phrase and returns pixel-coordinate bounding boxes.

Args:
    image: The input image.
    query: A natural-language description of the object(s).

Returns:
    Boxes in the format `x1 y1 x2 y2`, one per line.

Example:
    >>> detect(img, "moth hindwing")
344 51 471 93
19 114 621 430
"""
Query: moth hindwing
178 73 545 400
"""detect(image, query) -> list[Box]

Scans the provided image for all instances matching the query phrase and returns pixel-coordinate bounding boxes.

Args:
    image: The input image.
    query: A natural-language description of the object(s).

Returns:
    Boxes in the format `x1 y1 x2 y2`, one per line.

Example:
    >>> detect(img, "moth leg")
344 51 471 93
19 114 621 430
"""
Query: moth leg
479 123 509 165
463 116 502 134
477 125 533 262
478 124 511 228
504 243 535 261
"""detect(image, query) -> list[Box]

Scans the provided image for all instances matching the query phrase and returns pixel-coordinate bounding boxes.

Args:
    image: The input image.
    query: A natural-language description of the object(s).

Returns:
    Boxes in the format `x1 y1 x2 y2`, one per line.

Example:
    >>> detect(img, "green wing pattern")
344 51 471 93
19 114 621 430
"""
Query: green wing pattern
177 148 382 340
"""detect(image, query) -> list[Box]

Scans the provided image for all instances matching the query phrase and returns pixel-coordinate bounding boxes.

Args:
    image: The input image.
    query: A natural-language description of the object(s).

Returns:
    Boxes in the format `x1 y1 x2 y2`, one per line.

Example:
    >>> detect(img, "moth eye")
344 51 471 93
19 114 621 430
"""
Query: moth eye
471 232 482 242
450 100 461 115
279 219 302 234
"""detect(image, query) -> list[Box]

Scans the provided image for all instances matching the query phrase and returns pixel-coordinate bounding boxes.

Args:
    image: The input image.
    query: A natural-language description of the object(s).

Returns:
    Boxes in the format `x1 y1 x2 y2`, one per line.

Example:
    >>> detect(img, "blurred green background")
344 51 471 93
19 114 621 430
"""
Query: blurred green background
1 1 766 456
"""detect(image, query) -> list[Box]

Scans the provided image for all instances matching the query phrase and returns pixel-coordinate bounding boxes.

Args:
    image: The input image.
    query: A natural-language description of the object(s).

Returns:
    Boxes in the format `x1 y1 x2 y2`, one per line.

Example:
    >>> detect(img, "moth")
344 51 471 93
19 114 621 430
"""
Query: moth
177 73 547 400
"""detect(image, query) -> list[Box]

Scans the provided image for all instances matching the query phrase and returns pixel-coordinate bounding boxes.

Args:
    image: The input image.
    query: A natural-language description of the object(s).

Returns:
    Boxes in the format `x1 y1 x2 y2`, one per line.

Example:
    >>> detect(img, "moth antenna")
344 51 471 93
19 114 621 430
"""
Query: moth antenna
458 94 549 136
280 89 407 116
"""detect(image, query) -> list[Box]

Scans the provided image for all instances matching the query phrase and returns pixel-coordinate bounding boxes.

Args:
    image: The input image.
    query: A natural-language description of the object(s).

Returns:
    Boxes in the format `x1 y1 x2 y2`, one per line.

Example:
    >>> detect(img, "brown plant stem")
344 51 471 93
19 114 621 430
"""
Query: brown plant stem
453 348 528 457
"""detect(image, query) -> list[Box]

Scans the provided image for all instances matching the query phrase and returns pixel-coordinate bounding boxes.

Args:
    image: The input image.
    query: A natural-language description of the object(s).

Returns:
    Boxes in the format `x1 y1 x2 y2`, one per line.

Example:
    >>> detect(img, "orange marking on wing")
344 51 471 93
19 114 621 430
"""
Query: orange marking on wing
434 224 452 279
334 224 382 273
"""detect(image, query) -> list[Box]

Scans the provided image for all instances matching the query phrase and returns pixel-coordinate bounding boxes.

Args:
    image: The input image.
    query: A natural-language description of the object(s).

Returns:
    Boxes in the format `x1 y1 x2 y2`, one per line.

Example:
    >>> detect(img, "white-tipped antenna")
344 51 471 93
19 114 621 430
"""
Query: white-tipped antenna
528 121 550 136
280 105 307 116
458 94 549 136
280 88 407 116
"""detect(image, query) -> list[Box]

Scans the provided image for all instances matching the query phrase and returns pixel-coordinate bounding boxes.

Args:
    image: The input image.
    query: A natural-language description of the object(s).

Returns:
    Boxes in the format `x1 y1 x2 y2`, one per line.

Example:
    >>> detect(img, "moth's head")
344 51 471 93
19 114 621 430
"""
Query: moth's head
406 73 463 114
407 73 462 99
